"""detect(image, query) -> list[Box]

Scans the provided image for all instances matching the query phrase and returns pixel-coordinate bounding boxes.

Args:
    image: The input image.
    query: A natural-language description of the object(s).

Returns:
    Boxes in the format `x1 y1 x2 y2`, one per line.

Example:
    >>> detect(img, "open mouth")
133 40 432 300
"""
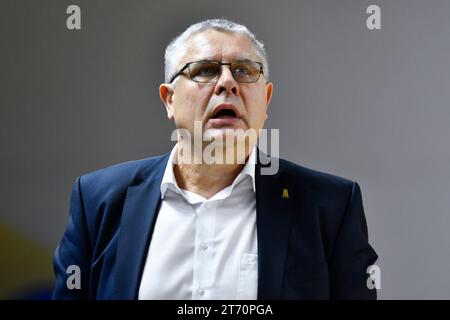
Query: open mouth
211 108 238 119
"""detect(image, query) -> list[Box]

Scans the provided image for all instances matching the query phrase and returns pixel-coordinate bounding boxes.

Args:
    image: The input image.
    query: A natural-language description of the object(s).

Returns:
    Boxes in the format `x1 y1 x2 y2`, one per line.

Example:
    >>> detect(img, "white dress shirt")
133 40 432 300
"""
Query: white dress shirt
138 144 258 300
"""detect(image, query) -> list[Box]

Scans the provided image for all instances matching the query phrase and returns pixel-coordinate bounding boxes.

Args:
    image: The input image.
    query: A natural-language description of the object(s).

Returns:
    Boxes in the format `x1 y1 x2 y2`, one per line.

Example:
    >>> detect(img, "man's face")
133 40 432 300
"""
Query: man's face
160 30 273 146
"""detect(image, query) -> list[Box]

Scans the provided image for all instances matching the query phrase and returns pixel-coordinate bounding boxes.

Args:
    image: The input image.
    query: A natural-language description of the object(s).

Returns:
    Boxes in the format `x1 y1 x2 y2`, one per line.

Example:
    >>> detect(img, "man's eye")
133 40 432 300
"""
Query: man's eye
234 66 250 75
197 66 217 76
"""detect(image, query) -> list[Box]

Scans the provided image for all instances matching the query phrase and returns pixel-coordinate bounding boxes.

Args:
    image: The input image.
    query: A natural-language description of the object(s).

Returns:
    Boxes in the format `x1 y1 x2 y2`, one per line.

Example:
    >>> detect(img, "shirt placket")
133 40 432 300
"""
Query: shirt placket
192 200 217 299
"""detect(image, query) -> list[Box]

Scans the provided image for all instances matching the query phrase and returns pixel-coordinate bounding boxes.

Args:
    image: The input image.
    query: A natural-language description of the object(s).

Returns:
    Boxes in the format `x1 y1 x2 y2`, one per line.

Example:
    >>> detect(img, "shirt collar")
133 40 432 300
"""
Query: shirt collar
160 143 257 199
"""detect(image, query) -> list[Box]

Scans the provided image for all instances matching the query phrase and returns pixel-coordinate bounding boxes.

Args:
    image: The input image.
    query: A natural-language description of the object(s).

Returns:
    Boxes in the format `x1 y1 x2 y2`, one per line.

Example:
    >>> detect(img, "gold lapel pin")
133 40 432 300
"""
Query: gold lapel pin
282 188 289 199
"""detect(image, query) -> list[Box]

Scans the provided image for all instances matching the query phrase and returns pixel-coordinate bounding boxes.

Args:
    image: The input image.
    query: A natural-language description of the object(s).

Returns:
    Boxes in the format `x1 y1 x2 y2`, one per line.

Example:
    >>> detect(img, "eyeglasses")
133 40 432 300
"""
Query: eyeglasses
169 60 264 84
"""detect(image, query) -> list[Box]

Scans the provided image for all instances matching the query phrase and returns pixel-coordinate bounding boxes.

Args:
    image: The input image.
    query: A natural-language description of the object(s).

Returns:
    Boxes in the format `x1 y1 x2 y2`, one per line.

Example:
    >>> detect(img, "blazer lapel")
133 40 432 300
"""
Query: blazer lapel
114 158 168 299
256 152 295 299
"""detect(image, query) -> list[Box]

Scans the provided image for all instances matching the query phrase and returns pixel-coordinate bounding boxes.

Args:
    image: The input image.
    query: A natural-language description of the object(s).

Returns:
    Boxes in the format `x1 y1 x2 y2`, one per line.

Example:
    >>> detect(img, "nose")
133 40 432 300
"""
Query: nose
214 65 240 96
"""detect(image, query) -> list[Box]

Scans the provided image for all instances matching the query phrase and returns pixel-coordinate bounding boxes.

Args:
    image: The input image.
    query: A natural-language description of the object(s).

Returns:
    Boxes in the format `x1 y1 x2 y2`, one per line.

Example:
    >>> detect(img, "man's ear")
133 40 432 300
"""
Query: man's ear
265 82 273 105
159 83 175 119
265 82 273 114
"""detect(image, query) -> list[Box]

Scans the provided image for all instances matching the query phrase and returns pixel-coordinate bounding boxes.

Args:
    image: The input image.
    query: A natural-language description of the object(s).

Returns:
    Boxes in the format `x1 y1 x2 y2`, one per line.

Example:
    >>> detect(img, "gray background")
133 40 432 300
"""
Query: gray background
1 0 450 299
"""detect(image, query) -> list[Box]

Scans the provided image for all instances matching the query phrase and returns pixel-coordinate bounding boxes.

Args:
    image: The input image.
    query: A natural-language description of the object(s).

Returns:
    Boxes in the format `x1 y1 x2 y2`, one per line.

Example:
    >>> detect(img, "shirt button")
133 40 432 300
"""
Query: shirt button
198 289 205 296
201 244 208 251
205 203 211 208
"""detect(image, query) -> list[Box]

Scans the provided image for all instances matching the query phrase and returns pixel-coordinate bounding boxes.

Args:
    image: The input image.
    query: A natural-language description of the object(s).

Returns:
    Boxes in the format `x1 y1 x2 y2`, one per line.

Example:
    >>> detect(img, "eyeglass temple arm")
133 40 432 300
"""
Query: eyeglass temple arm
169 63 191 84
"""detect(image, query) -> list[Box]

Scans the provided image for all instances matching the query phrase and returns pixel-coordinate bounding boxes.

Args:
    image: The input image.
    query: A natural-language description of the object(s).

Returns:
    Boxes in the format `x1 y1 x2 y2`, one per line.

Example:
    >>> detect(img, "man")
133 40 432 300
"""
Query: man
52 19 378 299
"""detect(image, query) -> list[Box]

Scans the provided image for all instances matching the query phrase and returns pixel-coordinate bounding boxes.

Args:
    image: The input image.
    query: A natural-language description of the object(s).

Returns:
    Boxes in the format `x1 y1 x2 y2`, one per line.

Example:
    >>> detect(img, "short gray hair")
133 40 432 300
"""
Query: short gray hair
164 18 269 84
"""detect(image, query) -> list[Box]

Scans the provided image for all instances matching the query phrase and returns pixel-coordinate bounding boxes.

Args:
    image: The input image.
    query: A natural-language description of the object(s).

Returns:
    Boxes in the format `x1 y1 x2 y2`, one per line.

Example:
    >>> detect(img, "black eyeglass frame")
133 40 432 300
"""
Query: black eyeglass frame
168 60 265 84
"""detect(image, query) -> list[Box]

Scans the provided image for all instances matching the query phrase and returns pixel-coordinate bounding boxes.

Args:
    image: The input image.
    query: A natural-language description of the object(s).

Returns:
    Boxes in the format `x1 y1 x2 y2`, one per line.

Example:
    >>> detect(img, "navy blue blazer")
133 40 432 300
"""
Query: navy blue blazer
52 151 378 300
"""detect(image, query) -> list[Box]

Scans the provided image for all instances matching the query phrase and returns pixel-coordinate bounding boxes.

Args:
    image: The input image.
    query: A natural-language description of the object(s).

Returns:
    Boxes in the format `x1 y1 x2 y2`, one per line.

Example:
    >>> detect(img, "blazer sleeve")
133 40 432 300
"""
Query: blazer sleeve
52 176 92 299
329 182 379 300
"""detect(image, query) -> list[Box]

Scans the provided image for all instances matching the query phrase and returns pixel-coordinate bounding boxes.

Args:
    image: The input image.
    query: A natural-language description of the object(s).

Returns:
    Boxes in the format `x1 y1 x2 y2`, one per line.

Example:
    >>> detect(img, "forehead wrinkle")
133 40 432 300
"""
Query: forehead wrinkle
181 37 219 66
181 31 261 66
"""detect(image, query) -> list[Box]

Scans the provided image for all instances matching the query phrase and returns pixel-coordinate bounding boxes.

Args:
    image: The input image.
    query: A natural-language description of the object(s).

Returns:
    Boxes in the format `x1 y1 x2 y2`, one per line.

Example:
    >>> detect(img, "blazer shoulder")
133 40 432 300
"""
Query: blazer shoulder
77 153 169 202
